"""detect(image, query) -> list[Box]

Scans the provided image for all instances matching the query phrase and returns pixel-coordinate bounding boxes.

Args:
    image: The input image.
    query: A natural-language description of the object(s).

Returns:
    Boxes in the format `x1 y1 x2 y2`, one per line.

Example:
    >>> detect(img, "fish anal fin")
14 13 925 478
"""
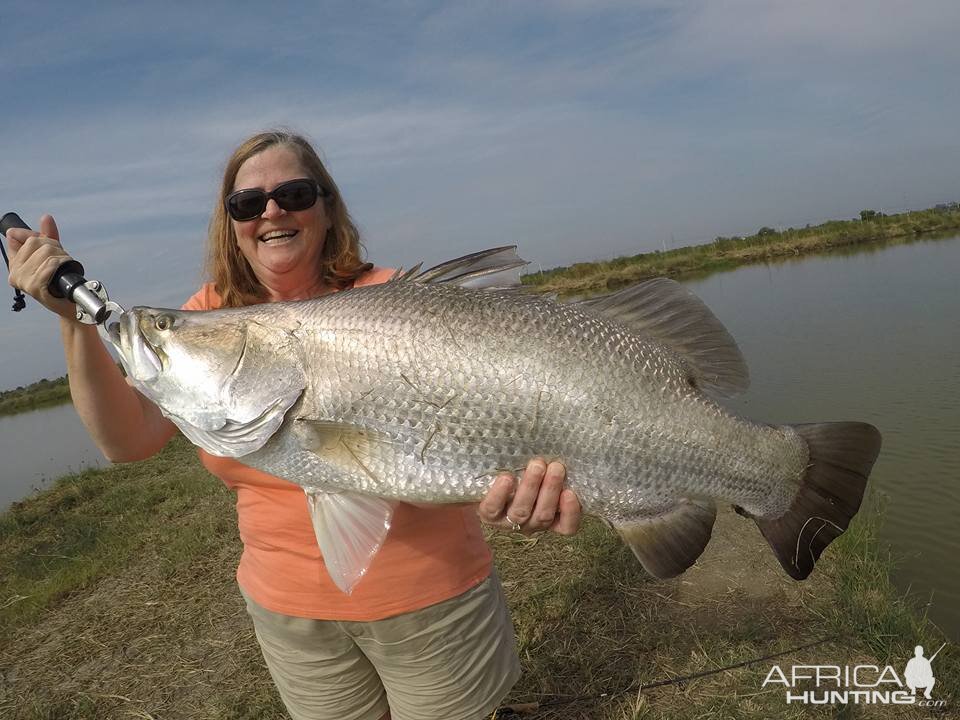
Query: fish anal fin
614 498 716 579
304 489 396 593
577 279 749 397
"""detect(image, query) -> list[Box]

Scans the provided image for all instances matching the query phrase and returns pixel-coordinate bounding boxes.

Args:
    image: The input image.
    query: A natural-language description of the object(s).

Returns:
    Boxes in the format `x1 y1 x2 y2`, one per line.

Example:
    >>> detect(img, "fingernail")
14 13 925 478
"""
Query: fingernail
546 462 565 481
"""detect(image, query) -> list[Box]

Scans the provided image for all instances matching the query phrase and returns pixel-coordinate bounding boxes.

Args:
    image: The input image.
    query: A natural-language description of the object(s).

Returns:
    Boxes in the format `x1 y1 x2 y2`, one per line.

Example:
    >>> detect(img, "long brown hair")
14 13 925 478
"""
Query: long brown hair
206 130 372 307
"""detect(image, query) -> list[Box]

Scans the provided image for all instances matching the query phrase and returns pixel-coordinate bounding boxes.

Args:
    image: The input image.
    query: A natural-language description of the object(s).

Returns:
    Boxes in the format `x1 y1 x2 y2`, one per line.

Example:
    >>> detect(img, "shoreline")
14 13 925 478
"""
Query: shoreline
523 206 960 294
0 437 955 717
0 376 70 417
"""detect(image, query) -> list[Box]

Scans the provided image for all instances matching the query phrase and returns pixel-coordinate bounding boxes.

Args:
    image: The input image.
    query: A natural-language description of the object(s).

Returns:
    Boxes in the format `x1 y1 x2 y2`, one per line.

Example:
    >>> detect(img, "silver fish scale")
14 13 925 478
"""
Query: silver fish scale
245 282 808 521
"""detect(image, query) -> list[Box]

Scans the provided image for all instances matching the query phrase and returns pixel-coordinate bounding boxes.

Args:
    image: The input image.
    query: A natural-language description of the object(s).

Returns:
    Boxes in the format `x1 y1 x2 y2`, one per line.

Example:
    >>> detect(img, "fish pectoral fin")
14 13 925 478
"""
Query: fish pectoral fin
614 498 716 579
293 420 393 480
304 489 397 594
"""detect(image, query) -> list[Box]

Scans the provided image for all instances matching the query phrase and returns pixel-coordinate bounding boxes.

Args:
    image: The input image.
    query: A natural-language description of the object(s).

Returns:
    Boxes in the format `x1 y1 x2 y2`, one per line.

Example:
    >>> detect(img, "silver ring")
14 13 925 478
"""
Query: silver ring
505 514 522 532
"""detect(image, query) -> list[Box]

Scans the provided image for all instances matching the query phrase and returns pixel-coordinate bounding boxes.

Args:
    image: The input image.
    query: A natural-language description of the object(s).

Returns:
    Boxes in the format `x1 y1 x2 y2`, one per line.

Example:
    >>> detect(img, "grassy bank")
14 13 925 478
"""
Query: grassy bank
0 377 70 417
524 206 960 293
1 437 954 718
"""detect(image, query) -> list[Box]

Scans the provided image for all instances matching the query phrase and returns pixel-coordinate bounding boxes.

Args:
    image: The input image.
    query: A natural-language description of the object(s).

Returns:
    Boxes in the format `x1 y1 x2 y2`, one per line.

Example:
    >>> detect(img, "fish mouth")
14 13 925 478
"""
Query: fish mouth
102 318 123 350
113 310 163 381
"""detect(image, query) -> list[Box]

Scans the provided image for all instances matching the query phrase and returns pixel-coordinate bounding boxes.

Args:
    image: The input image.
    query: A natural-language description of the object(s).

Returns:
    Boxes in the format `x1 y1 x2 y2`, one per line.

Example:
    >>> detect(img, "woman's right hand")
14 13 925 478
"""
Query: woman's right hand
6 214 78 320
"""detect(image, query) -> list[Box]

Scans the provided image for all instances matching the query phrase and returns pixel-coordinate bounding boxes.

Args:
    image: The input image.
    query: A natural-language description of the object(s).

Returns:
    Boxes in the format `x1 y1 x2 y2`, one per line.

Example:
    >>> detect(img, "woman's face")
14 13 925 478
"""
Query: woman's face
231 145 331 293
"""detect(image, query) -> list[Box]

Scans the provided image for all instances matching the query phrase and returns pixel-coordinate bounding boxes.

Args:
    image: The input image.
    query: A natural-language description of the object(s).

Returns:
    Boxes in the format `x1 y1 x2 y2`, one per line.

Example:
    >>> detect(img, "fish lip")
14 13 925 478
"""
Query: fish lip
122 310 163 381
101 318 123 350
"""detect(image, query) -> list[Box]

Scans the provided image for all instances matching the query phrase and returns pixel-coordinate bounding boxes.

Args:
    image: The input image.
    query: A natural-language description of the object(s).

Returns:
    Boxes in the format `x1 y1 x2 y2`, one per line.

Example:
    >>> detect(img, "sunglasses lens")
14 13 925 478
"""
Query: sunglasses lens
226 180 321 221
274 180 319 211
227 190 267 221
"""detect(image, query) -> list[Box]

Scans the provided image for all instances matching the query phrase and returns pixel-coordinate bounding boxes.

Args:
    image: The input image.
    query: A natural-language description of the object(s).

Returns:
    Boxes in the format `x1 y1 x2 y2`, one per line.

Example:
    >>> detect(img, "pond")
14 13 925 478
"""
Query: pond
0 401 106 509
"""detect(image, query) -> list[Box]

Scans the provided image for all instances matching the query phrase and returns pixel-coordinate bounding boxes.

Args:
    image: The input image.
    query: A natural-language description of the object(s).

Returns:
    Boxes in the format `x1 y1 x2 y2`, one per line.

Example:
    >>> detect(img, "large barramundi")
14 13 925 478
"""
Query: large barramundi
106 247 881 592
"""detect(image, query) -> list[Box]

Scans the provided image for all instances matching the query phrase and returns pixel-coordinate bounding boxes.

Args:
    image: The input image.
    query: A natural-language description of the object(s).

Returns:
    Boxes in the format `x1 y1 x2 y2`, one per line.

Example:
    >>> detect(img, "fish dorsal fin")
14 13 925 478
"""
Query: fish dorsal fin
391 246 528 289
578 279 749 397
304 488 397 593
615 498 717 578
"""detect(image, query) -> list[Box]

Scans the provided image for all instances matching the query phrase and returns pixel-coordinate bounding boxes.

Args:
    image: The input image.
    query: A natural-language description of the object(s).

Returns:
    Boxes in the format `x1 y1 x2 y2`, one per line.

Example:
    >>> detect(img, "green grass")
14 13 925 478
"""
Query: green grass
2 440 951 718
0 436 230 634
0 376 71 416
523 207 960 294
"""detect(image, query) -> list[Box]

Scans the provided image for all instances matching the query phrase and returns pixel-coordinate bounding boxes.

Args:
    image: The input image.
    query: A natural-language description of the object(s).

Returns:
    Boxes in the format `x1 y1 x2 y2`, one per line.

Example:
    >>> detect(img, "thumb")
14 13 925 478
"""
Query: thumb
39 214 60 243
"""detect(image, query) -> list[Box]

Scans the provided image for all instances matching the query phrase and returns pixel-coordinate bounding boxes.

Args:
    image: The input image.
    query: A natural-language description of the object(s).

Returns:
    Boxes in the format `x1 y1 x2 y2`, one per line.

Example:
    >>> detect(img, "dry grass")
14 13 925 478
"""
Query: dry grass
0 439 955 719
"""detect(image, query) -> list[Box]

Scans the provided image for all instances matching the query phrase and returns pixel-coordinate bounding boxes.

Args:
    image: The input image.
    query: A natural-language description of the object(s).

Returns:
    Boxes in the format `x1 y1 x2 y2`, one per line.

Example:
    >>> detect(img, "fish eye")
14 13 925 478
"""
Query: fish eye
155 315 174 331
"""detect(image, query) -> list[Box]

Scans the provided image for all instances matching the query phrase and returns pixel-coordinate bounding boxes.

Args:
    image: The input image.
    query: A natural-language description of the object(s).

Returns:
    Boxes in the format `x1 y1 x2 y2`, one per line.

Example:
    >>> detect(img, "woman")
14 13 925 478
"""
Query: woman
7 130 582 720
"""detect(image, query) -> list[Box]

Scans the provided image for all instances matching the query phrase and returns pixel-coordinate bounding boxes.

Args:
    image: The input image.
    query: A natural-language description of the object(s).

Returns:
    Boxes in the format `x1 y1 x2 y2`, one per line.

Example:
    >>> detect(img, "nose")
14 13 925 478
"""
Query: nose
262 198 285 219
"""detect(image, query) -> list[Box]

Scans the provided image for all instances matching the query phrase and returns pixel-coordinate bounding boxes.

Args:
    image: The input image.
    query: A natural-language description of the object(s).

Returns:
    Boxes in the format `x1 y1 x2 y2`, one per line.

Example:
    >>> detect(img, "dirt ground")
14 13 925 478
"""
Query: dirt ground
1 496 953 720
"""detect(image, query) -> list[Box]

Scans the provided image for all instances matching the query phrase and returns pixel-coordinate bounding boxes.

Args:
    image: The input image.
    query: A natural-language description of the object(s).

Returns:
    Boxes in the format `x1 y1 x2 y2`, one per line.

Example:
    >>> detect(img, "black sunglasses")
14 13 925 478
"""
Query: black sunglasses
225 178 327 221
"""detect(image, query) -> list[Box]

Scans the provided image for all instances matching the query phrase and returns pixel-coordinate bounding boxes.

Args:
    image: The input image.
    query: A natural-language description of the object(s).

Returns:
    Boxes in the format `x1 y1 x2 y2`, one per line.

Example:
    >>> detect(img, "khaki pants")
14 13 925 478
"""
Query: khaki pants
243 573 521 720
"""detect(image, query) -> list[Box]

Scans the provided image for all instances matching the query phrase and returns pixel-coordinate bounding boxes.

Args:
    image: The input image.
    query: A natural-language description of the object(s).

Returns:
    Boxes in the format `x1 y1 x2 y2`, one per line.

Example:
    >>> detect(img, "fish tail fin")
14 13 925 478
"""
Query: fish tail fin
753 422 882 580
614 498 716 579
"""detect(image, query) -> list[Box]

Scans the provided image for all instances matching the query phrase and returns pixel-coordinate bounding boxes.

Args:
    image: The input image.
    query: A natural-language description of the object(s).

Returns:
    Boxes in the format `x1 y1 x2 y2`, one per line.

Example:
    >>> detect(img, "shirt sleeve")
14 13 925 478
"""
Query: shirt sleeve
182 283 219 311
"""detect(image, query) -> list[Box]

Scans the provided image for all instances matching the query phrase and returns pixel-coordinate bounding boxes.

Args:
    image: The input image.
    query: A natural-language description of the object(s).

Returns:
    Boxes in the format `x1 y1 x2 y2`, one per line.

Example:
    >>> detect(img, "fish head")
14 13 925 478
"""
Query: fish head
108 306 306 454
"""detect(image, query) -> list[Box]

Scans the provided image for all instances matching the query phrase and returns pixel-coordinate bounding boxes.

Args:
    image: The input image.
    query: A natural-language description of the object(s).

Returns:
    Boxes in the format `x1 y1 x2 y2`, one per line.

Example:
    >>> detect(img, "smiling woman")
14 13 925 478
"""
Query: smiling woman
229 148 335 298
207 132 374 309
4 129 582 720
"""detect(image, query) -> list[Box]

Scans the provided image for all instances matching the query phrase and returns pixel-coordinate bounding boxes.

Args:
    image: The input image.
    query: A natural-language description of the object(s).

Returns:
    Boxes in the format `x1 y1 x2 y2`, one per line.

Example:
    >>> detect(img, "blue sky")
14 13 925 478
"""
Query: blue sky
1 0 959 389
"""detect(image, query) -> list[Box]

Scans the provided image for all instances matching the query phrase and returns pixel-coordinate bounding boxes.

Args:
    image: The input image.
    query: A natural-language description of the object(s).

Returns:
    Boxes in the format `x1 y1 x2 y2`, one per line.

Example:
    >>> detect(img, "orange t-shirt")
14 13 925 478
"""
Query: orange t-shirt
182 269 492 621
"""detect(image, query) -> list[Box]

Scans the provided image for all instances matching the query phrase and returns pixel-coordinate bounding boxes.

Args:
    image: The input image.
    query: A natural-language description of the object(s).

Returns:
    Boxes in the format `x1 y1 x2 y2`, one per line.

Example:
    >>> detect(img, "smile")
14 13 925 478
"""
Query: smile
258 230 298 244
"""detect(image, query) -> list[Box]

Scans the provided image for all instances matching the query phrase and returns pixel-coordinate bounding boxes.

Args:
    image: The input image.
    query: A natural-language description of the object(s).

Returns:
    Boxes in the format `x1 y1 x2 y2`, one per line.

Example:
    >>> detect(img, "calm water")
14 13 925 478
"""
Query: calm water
684 234 960 640
1 235 957 637
0 402 106 509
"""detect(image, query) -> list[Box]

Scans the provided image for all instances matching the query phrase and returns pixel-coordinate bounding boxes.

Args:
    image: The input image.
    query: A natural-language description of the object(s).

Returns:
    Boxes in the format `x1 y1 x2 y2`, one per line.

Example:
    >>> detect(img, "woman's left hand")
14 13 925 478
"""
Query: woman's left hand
478 458 582 535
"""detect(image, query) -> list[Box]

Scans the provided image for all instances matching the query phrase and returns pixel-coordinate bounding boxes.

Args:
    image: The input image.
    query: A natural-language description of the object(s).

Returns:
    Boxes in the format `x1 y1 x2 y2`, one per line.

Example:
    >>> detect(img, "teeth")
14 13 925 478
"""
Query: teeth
260 230 297 242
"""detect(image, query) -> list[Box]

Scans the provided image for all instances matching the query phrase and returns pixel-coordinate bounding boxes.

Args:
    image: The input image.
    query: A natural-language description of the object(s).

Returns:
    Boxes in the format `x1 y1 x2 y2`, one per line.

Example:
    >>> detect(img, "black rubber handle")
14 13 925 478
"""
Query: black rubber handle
0 212 87 299
0 213 29 311
1 212 30 237
1 212 107 322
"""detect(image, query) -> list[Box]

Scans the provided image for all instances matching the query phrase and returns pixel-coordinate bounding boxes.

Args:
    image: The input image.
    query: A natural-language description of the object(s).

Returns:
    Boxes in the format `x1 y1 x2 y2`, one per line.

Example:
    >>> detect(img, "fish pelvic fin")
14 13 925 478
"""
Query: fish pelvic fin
752 422 882 580
614 498 716 579
304 489 397 594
